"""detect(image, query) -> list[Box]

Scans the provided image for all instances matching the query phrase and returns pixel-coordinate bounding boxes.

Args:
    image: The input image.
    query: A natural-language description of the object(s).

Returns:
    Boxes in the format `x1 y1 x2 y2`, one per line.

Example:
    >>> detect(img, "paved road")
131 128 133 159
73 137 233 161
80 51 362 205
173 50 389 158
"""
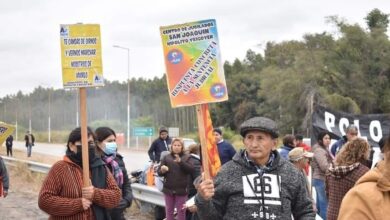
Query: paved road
12 141 151 172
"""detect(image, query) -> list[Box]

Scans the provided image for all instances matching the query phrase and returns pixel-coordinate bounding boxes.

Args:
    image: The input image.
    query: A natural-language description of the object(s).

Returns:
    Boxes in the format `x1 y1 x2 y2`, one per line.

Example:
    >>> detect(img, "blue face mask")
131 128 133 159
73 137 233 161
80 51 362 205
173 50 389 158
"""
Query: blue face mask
104 142 117 155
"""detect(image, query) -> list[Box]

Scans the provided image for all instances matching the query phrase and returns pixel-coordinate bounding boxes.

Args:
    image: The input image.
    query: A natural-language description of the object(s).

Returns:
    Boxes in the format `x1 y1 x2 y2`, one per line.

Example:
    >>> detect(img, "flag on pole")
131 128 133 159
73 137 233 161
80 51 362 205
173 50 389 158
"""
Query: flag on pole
199 104 221 177
0 122 15 147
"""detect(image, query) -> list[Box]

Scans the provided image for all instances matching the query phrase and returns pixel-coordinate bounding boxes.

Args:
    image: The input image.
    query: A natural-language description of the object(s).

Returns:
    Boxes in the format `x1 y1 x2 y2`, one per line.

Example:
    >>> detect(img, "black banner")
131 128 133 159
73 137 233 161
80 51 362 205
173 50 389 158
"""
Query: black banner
311 105 390 148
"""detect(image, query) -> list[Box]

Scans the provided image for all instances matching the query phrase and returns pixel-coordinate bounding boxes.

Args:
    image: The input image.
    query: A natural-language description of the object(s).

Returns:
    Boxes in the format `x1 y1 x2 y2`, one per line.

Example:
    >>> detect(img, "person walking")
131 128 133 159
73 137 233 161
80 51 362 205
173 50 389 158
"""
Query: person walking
38 127 121 219
158 138 194 220
213 128 236 165
195 117 315 219
325 138 370 220
311 131 333 220
148 127 172 163
5 135 13 157
338 135 390 219
24 131 35 157
0 156 9 198
95 127 133 220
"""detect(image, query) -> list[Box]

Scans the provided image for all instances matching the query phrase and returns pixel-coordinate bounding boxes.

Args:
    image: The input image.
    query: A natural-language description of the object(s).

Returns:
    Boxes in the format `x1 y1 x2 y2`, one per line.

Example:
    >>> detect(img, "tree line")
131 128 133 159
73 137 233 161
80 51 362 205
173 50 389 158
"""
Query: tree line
0 9 389 138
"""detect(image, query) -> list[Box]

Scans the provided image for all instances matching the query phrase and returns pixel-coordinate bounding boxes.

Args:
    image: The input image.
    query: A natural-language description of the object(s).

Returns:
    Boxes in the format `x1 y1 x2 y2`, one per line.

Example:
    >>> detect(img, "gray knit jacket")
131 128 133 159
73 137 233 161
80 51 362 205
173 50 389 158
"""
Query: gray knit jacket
195 149 315 220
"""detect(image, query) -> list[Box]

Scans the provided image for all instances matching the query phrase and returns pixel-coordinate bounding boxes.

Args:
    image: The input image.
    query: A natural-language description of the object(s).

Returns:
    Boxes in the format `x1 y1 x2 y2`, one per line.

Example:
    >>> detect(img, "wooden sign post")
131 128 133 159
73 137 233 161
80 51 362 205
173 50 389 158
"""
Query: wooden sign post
196 104 211 180
60 23 104 186
79 88 89 186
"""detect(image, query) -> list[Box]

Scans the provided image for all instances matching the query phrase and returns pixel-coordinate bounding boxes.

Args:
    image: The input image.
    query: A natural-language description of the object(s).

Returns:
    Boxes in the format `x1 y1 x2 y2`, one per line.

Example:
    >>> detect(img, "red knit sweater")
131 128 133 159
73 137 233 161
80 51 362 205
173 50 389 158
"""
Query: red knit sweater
38 156 121 219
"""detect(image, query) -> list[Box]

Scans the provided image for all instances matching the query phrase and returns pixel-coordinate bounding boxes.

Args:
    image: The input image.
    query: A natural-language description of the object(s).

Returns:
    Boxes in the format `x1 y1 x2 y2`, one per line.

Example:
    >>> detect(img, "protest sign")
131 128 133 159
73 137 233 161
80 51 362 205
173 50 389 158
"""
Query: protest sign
60 24 103 88
160 19 228 108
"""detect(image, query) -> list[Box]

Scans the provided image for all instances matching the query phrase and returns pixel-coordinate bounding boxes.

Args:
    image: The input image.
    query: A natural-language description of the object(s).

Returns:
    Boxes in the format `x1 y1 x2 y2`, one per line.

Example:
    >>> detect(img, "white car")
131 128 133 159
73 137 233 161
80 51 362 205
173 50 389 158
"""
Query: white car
182 138 197 150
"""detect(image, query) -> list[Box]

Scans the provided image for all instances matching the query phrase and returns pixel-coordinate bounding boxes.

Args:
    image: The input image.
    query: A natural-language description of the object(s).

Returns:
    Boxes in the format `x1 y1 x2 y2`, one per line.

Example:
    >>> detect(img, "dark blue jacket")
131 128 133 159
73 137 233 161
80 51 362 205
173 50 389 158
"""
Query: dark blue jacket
217 140 236 165
148 137 172 162
330 136 347 157
279 145 294 160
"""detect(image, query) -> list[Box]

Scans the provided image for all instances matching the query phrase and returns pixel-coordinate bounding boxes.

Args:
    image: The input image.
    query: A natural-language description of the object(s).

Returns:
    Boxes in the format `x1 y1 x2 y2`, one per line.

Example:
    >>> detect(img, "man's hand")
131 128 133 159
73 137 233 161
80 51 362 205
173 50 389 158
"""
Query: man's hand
81 198 92 210
82 186 95 201
3 190 8 198
198 179 215 201
160 165 169 173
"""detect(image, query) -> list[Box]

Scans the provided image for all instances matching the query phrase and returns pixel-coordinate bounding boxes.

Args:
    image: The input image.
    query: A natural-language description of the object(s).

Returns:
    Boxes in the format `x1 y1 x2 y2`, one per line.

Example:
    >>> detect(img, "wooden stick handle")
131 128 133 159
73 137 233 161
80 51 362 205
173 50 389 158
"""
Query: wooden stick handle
196 104 211 180
79 88 90 187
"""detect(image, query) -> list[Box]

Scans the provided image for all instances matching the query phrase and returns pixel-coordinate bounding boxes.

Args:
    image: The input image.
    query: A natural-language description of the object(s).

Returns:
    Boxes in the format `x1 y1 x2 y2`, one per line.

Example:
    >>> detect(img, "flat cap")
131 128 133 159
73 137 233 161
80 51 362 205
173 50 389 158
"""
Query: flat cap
240 117 279 138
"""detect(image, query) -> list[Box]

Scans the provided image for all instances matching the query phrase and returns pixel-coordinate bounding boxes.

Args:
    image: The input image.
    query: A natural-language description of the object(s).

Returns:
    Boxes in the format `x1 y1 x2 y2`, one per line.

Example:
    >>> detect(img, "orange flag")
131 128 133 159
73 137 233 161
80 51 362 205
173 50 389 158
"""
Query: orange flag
199 104 221 177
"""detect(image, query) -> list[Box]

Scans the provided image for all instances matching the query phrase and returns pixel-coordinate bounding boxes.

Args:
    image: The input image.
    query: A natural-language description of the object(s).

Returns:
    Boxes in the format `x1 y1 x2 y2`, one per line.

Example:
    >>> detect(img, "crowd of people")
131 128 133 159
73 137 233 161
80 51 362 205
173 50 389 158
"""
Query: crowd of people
1 116 389 219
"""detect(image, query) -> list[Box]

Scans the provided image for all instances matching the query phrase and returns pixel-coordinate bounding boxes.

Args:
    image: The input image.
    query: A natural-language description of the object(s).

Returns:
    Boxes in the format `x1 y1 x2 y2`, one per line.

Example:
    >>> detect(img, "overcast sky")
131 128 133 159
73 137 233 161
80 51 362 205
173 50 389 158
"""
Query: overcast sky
0 0 389 98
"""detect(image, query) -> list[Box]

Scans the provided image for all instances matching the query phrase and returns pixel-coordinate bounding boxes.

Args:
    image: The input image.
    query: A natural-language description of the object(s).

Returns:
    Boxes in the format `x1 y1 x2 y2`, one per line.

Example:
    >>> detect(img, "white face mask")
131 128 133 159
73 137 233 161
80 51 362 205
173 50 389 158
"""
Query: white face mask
104 142 117 155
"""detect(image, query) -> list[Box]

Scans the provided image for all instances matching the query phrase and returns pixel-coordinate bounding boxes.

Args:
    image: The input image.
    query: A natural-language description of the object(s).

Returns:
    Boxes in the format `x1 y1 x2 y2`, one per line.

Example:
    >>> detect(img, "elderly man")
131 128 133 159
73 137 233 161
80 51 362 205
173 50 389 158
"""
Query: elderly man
288 147 313 174
195 117 315 219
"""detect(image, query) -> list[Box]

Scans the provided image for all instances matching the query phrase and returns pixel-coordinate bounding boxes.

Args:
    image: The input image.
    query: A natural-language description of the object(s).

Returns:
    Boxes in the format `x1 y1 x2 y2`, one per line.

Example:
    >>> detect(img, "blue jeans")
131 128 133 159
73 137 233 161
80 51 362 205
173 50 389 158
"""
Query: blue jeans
313 178 327 220
27 144 32 157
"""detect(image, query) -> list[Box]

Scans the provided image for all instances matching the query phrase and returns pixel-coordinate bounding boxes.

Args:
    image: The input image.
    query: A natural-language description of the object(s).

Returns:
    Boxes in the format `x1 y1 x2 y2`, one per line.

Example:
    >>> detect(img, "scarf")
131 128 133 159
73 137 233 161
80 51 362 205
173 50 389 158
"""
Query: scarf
103 154 123 187
244 150 276 176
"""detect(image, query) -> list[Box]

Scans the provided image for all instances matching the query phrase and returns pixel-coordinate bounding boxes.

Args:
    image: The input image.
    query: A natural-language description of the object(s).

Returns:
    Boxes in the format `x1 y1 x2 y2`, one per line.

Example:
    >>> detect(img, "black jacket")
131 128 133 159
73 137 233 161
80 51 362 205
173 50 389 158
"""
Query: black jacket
6 135 13 147
187 154 201 197
107 154 133 220
148 137 172 162
24 134 35 147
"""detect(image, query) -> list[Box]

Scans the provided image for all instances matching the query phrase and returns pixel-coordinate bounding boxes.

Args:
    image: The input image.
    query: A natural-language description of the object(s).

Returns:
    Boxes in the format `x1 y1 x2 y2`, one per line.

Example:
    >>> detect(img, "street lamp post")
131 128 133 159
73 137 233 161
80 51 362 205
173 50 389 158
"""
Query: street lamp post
48 88 51 143
113 45 131 148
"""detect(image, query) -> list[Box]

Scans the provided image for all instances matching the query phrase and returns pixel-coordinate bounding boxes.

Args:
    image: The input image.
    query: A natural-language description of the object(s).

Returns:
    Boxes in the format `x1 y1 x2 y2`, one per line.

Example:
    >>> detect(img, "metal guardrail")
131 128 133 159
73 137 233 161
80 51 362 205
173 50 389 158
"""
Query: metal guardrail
2 156 165 207
2 156 52 174
131 183 165 207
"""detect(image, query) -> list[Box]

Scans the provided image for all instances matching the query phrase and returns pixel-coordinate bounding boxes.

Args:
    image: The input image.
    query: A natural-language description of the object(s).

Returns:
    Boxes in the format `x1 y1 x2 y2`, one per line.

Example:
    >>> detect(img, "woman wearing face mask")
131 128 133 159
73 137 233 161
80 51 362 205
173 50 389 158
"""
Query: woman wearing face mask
38 127 121 219
95 127 133 220
158 138 194 220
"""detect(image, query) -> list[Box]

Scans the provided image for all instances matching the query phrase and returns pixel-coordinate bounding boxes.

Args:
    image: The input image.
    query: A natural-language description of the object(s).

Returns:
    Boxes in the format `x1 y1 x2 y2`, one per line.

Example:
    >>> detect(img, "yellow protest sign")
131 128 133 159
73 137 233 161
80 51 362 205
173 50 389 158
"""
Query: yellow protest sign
60 24 104 88
0 122 15 147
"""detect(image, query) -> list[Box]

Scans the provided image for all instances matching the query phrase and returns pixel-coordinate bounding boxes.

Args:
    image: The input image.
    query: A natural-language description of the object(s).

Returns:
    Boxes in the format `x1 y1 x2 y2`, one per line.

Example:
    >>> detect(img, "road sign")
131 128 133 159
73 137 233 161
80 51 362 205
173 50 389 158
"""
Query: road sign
133 127 154 136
